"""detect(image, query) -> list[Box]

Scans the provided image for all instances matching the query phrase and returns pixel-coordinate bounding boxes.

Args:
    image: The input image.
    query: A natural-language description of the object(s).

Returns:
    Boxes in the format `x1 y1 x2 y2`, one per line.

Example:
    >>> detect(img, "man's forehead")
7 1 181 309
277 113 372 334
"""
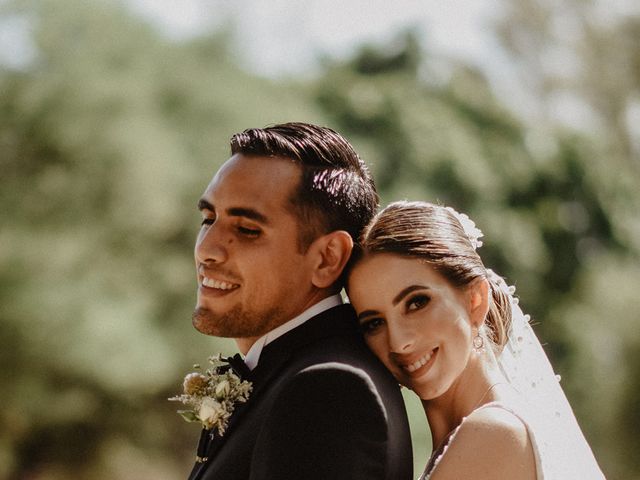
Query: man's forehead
212 154 300 185
202 155 301 216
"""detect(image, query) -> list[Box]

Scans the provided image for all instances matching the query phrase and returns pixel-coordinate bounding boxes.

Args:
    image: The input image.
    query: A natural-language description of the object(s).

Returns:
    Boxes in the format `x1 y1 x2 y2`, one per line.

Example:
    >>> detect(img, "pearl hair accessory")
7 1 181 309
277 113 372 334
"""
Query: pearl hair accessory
445 206 484 250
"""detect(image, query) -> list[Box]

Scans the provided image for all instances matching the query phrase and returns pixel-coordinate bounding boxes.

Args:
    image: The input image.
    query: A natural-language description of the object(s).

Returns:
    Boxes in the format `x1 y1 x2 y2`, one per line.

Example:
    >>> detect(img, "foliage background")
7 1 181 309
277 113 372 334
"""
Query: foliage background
1 0 638 478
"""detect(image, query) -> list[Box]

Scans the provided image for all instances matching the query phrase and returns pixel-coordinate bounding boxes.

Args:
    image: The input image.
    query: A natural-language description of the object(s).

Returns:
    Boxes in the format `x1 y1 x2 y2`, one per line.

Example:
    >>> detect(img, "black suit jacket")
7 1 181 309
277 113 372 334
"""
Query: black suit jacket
187 304 413 480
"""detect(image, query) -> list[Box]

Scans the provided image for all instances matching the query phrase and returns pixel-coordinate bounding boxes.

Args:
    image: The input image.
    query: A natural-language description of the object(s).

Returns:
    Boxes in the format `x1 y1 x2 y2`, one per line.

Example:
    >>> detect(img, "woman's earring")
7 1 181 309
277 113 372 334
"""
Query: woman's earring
473 333 485 353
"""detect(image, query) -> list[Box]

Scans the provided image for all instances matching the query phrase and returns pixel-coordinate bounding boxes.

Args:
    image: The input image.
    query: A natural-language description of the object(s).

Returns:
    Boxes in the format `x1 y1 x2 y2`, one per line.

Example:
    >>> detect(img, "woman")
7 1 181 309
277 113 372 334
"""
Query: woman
347 201 605 479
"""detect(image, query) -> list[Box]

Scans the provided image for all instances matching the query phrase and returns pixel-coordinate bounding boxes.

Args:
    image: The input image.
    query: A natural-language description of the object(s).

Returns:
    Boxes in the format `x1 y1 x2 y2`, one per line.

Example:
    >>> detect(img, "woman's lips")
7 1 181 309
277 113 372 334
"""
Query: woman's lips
400 347 439 377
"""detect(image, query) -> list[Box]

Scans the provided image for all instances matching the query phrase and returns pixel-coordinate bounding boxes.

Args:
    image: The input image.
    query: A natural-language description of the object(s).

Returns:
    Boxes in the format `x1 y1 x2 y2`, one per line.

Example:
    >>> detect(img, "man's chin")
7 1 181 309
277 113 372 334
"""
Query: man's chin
192 304 285 339
192 307 257 338
192 307 230 337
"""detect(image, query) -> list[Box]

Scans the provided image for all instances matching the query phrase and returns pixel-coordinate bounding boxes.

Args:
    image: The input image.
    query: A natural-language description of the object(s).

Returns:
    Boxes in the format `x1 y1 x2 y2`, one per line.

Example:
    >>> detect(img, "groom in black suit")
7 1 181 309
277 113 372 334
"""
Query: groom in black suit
188 122 413 479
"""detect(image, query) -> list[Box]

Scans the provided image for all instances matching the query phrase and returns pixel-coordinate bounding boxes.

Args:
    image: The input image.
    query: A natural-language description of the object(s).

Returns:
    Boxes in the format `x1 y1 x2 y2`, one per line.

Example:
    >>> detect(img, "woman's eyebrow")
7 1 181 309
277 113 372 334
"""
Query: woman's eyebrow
392 285 430 306
357 309 381 321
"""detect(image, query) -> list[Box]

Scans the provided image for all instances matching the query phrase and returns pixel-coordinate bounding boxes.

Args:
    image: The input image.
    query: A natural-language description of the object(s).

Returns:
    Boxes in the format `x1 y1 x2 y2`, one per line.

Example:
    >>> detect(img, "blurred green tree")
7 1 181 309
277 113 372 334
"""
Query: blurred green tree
496 2 640 477
0 0 326 478
1 0 638 479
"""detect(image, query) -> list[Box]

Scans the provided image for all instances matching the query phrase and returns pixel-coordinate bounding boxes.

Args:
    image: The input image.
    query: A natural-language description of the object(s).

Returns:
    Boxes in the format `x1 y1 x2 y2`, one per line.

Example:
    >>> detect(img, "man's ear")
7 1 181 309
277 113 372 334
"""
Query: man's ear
309 230 354 289
468 278 490 329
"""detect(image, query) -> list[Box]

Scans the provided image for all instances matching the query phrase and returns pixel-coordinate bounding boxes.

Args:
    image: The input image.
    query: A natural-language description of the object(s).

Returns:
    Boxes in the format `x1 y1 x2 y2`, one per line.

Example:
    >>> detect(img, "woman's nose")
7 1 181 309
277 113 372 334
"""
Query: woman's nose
387 321 414 353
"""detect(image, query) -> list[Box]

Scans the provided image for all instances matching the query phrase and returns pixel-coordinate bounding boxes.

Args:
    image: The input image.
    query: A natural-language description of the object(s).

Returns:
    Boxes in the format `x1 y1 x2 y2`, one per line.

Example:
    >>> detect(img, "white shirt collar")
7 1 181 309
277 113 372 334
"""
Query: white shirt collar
243 294 343 370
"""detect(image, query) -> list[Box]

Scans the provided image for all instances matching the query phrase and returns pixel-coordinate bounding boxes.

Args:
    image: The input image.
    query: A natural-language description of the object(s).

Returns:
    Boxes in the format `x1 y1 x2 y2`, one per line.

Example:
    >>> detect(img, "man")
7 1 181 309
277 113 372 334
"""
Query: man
188 122 413 479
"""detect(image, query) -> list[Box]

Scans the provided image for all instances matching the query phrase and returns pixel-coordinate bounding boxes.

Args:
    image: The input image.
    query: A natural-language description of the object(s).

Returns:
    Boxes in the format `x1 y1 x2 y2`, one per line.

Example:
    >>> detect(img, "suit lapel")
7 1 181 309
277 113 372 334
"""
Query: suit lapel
191 304 359 477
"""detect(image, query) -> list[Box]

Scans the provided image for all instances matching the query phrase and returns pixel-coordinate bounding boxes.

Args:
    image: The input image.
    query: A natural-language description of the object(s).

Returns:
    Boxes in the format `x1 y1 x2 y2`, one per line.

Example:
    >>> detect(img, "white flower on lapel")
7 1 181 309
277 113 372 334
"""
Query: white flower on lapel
215 379 231 399
198 397 226 429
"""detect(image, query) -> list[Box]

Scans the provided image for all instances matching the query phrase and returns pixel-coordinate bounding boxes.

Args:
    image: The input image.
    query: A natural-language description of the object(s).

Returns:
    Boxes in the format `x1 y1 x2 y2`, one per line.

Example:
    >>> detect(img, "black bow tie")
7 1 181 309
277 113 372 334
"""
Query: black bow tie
221 353 251 380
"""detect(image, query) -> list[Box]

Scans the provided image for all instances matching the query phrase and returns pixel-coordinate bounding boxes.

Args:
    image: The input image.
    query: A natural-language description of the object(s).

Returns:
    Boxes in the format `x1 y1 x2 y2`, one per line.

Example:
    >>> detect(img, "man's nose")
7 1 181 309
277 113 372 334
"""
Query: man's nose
195 223 229 264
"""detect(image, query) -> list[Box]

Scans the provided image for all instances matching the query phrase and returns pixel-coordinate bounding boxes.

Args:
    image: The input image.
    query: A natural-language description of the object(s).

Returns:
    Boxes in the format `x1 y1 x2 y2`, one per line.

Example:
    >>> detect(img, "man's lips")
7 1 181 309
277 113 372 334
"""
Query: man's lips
397 347 439 376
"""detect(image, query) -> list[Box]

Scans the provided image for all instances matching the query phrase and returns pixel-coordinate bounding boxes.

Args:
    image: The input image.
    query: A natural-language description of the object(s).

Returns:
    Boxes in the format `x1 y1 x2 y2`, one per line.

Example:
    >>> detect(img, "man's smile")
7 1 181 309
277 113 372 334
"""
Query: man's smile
201 276 240 290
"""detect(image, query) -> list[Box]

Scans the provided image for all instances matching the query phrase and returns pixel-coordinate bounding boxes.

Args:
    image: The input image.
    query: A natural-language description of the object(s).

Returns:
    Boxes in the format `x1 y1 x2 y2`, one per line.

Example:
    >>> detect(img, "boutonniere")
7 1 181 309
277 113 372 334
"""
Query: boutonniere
169 354 253 436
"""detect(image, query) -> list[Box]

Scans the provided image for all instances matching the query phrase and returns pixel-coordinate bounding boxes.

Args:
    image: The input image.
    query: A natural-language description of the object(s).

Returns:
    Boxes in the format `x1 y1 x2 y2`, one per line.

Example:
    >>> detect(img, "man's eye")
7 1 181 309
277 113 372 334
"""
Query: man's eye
201 218 214 226
407 294 430 312
359 317 384 335
238 226 261 237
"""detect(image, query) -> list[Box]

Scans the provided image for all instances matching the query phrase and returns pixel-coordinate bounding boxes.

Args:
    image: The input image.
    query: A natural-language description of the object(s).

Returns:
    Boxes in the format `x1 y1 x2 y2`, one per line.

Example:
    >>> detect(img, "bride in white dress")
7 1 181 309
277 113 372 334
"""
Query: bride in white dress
347 201 605 479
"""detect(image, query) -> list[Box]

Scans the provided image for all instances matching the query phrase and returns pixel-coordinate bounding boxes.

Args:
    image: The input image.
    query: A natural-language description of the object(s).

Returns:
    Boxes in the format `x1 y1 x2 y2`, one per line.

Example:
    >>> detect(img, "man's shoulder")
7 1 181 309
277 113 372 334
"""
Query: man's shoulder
260 302 401 399
272 303 375 367
253 328 413 480
288 324 389 378
278 329 401 404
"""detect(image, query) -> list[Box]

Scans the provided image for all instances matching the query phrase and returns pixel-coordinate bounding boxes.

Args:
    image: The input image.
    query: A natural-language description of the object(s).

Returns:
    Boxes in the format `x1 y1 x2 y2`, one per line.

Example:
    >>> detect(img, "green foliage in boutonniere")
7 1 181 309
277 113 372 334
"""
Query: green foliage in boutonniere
169 354 252 436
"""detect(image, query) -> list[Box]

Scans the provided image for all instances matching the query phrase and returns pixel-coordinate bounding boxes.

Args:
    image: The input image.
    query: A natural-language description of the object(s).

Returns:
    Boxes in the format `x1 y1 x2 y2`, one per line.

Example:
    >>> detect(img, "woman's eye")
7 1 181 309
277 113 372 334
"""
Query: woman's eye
407 294 430 312
359 317 384 335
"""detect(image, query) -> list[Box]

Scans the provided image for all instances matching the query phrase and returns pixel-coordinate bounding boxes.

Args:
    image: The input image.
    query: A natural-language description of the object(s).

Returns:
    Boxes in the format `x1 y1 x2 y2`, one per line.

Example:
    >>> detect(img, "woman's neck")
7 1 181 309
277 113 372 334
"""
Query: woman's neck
421 356 504 449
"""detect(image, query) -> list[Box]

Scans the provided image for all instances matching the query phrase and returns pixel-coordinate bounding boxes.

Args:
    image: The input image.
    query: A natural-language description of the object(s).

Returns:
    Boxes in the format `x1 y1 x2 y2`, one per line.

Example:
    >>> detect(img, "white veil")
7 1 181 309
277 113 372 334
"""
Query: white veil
490 272 606 479
445 208 605 478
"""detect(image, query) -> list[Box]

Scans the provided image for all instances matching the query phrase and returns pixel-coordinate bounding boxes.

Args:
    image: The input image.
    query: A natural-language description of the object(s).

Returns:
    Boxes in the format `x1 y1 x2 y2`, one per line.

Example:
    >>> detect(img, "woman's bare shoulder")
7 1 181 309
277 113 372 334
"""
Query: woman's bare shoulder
430 405 537 480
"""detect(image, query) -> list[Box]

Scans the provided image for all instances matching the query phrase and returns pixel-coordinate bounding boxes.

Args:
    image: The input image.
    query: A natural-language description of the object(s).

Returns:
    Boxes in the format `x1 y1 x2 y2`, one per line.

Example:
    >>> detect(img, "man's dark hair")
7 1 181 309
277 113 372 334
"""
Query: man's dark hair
230 122 379 251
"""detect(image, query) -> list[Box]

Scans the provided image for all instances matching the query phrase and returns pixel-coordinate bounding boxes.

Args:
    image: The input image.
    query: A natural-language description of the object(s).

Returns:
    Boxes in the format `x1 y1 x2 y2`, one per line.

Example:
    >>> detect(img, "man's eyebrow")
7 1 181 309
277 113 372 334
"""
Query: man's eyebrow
197 199 269 224
197 199 214 211
227 207 269 225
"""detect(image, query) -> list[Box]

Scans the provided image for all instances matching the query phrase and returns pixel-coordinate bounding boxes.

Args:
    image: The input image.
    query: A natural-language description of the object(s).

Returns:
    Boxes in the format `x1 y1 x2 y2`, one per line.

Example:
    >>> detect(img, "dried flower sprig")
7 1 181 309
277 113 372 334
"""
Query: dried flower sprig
169 354 252 436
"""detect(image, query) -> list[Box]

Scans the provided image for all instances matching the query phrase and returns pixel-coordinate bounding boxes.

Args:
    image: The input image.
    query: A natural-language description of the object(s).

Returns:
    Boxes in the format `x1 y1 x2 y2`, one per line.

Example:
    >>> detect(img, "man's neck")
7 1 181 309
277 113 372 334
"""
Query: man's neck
234 289 338 355
235 293 343 360
236 336 261 356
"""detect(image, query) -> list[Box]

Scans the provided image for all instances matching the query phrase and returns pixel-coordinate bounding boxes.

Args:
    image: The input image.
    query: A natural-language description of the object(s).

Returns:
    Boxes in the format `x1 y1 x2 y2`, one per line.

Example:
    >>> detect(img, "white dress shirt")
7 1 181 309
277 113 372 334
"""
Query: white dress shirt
243 294 343 370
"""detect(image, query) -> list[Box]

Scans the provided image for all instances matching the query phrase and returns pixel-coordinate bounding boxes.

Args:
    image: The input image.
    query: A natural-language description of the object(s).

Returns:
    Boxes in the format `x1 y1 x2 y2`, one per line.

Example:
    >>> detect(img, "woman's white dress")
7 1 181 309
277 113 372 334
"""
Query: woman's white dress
420 400 605 479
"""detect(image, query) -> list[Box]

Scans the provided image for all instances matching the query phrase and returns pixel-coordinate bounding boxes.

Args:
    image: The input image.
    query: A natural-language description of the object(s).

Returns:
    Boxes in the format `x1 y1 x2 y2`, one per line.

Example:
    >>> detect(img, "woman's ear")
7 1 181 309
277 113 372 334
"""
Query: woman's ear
310 230 354 289
468 278 490 329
